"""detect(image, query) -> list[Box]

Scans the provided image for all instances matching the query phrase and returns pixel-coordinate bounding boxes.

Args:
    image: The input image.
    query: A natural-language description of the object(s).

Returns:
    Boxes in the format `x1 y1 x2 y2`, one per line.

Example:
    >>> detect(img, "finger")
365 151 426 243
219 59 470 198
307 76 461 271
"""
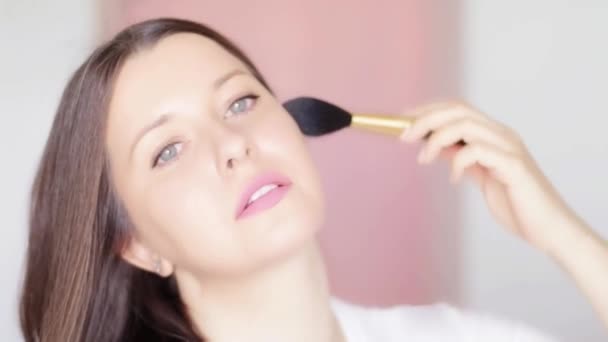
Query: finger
450 141 524 185
399 102 457 140
438 144 462 159
465 164 487 186
419 117 519 164
436 145 486 185
398 103 452 139
401 102 487 142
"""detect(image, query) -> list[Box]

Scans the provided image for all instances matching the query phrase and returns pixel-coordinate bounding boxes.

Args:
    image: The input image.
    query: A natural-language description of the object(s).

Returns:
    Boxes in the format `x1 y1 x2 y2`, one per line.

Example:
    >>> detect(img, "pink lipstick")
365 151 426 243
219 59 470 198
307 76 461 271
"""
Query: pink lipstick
235 172 292 220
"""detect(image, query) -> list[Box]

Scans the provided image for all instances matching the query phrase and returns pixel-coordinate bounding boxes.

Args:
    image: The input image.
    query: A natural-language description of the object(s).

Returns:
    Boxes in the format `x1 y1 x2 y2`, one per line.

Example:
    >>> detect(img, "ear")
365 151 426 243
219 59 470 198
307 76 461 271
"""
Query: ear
120 237 174 277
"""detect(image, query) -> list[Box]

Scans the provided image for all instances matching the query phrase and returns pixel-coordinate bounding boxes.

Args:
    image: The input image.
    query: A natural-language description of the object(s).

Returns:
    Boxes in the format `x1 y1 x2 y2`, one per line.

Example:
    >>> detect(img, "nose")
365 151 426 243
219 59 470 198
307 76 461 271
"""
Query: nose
215 126 254 173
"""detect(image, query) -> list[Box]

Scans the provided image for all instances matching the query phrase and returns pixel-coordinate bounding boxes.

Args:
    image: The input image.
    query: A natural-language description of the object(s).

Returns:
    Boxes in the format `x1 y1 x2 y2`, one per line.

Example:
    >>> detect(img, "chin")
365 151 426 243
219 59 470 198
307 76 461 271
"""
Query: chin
236 183 325 272
248 206 324 269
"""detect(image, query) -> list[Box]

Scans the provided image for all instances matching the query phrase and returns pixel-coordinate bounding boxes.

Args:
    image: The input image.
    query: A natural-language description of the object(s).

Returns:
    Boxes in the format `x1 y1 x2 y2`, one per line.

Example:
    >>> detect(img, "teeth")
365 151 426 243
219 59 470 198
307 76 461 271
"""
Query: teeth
247 184 278 205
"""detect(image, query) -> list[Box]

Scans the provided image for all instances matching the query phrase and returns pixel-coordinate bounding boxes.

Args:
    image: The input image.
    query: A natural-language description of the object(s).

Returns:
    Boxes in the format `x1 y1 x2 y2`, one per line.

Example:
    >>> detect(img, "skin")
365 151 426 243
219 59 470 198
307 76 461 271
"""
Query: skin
401 102 608 328
105 33 340 342
104 32 608 340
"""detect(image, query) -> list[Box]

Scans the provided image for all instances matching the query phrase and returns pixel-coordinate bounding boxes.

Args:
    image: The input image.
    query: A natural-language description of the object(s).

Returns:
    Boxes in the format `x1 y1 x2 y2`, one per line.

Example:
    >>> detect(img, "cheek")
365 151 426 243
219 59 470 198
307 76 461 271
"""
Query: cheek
272 114 325 205
254 108 309 162
140 170 243 271
253 110 327 228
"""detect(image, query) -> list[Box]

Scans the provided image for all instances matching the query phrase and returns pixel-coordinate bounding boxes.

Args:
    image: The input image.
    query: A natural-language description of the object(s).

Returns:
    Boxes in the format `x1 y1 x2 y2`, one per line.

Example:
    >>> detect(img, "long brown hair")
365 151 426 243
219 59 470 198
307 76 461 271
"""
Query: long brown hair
20 18 272 342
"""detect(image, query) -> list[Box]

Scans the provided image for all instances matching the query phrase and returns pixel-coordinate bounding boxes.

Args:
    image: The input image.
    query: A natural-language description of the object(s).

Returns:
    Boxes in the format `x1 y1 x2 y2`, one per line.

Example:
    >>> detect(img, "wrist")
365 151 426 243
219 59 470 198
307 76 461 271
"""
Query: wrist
546 213 595 262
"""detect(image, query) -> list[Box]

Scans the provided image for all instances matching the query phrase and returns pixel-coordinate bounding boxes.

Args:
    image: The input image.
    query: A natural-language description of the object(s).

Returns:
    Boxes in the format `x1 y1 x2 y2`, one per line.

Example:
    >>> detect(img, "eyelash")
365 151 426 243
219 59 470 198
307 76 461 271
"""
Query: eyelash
151 93 260 168
152 141 183 168
225 93 259 118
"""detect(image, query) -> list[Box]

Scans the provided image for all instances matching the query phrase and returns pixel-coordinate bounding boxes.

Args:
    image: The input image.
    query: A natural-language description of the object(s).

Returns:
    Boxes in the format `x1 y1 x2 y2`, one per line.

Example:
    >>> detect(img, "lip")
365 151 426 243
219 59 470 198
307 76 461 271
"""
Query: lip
235 171 293 220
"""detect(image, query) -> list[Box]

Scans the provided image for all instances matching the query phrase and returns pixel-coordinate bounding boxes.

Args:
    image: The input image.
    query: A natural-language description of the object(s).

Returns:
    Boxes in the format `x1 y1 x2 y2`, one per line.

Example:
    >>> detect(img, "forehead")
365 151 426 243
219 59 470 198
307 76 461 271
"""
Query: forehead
111 33 247 107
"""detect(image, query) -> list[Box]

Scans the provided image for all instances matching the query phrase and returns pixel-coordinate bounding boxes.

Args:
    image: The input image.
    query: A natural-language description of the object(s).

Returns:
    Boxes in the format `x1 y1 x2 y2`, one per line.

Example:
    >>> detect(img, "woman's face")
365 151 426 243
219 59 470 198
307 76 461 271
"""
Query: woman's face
105 33 325 277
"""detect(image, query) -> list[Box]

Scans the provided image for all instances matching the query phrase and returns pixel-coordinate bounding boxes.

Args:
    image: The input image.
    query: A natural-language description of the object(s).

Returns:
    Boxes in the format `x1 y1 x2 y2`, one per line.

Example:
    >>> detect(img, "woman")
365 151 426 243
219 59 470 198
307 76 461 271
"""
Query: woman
19 18 608 341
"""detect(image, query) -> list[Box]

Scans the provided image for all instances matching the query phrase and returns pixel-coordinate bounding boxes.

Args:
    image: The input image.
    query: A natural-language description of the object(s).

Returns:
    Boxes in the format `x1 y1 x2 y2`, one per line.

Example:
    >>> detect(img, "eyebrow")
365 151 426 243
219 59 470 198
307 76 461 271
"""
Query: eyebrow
128 68 249 161
213 69 247 90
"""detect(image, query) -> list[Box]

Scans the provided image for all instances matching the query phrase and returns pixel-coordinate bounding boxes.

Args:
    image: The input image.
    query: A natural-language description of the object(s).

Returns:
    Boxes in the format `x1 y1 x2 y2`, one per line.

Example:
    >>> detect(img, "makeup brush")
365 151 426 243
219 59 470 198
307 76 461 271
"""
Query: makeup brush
283 96 412 137
283 96 466 145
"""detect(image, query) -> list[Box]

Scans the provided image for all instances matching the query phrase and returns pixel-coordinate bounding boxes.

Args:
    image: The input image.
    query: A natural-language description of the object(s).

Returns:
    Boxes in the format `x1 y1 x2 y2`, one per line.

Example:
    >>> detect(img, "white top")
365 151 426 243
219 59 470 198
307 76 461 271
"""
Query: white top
331 298 558 342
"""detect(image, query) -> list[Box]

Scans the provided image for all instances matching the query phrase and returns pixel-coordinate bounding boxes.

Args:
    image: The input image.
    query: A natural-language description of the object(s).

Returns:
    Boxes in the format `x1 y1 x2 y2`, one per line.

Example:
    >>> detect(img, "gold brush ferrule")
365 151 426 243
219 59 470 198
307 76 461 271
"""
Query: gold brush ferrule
350 114 414 136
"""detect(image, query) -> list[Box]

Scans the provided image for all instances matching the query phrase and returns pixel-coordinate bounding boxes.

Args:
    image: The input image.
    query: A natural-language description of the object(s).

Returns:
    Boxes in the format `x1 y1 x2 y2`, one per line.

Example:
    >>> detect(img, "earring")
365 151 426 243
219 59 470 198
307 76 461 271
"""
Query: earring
153 257 162 275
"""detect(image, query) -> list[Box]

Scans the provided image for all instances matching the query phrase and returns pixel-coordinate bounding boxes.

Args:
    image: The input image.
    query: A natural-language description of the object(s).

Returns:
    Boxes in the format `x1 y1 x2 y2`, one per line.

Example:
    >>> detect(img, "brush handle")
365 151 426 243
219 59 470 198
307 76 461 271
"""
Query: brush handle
351 114 414 136
352 113 466 146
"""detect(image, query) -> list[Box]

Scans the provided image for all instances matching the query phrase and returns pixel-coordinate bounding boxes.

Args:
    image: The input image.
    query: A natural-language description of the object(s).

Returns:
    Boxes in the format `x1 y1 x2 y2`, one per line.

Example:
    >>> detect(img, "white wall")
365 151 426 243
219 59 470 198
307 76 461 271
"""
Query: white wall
0 0 96 340
461 1 608 341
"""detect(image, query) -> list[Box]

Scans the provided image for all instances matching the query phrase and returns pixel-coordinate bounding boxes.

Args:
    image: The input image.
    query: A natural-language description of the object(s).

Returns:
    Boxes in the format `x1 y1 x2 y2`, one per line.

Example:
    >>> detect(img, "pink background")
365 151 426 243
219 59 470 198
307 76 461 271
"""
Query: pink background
102 0 462 306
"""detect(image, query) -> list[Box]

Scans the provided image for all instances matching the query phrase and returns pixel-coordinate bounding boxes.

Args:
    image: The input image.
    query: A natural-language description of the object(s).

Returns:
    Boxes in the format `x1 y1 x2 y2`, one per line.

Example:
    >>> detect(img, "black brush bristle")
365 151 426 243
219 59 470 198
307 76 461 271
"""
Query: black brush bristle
283 97 352 136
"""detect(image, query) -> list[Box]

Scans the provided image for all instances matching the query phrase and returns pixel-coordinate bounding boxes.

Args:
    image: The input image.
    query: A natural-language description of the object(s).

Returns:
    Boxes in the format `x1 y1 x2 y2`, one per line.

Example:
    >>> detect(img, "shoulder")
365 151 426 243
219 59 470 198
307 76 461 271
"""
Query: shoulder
331 297 558 342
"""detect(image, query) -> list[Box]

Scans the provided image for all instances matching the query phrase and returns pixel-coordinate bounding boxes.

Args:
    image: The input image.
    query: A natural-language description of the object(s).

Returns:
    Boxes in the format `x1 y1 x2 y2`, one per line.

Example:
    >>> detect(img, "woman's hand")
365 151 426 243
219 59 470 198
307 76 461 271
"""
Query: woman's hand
400 100 578 254
399 100 608 328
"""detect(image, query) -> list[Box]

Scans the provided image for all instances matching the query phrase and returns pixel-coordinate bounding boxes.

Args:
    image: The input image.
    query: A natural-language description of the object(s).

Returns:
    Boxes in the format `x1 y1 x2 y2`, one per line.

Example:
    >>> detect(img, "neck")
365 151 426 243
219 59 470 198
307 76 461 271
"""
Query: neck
176 241 345 342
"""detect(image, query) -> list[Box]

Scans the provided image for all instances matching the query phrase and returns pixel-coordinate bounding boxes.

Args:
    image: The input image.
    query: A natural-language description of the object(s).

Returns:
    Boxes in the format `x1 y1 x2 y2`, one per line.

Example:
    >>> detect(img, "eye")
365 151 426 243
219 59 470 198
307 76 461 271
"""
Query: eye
226 94 259 117
153 142 183 168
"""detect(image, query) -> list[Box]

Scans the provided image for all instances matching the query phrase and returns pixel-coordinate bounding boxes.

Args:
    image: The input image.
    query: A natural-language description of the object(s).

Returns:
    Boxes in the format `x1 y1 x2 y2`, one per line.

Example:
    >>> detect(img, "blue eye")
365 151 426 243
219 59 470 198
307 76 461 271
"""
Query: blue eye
227 94 259 117
153 142 183 168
